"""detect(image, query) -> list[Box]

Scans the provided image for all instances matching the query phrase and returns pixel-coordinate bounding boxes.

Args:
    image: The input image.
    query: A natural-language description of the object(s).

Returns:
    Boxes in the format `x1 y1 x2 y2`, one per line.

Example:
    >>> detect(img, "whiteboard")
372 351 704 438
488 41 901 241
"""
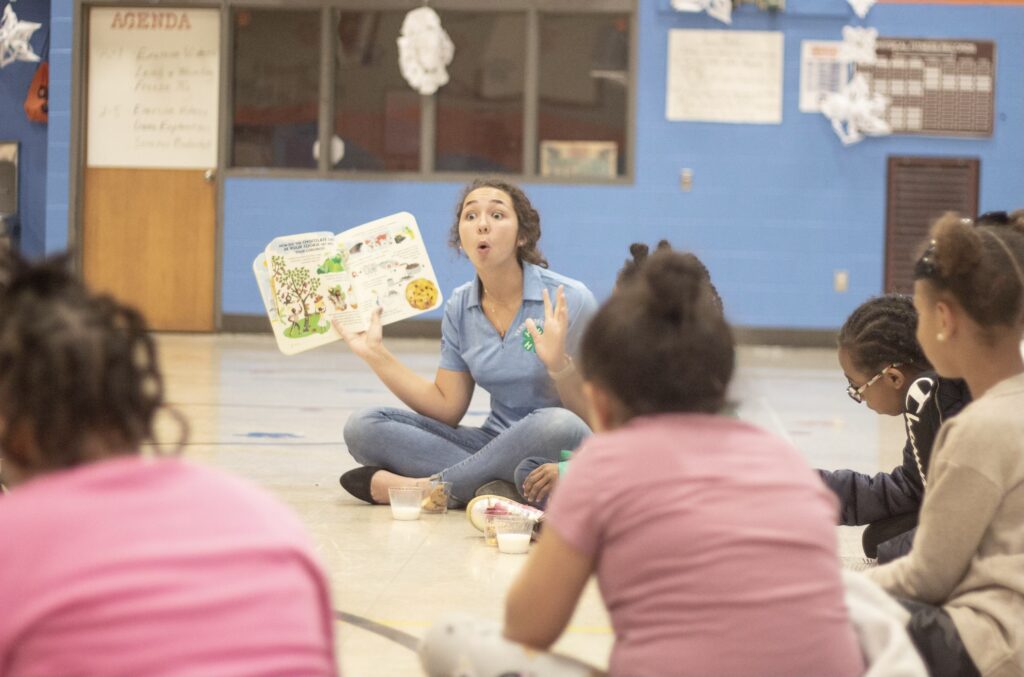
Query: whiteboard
666 29 784 125
87 8 220 168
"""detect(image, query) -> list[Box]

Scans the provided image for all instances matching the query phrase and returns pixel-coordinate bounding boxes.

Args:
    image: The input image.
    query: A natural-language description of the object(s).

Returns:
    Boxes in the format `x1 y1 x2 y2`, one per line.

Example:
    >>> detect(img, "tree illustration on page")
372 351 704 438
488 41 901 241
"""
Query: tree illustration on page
271 255 321 336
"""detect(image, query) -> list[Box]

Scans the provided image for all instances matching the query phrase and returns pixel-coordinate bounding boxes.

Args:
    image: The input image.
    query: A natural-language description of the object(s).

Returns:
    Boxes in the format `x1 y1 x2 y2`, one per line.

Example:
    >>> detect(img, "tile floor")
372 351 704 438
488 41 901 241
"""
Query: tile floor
156 334 908 677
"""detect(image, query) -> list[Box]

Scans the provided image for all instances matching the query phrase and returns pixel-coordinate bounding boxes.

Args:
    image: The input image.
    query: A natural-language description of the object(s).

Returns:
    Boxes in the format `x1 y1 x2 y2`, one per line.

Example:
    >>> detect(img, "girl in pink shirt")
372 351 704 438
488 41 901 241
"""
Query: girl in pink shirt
0 255 337 677
488 247 864 676
500 247 864 676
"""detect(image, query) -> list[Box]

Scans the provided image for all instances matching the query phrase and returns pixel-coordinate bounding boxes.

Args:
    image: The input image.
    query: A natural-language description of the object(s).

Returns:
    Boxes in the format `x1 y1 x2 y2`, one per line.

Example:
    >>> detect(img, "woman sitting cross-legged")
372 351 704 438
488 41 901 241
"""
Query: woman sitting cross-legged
337 178 597 506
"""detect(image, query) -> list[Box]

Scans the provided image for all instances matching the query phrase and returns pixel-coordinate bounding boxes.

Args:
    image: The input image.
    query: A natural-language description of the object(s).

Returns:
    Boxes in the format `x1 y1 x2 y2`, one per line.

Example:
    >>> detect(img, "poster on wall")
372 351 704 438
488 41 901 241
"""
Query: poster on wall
856 38 994 137
666 29 783 124
539 141 618 178
86 8 220 168
799 41 848 113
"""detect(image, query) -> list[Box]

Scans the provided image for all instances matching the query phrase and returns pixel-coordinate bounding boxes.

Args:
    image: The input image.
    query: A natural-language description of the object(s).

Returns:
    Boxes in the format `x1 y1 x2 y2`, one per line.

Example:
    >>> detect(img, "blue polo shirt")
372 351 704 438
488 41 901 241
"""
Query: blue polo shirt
439 262 598 432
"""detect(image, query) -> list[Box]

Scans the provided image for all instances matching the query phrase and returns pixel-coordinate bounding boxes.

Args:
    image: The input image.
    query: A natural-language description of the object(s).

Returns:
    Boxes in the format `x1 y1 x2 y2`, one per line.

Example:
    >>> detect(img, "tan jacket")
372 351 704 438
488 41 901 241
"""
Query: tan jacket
867 372 1024 676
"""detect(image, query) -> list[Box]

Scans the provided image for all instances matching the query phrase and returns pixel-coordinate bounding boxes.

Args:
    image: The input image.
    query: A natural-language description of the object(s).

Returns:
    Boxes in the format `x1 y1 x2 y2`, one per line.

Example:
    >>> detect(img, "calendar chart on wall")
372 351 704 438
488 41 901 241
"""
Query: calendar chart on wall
856 38 995 137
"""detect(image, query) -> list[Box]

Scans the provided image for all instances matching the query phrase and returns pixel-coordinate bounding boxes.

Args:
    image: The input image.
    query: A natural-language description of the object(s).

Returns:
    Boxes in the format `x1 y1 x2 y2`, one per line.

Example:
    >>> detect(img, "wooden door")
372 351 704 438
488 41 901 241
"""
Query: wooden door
82 168 215 330
82 7 220 331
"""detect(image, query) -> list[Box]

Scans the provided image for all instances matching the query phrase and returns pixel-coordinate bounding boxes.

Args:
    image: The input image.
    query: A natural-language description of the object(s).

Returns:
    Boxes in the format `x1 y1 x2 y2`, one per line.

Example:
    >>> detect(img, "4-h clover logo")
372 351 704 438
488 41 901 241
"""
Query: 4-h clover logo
521 321 543 352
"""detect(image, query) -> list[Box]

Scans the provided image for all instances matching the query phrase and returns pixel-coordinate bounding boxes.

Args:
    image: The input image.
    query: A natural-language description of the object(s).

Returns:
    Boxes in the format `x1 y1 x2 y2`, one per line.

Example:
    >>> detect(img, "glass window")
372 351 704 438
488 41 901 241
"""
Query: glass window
537 14 629 178
333 11 420 172
227 4 633 180
232 10 320 169
435 12 525 174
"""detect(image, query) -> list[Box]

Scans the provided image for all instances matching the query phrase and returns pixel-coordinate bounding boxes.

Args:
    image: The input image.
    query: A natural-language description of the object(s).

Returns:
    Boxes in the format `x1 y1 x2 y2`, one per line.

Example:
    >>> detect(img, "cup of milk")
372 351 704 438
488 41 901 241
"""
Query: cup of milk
494 516 532 554
388 486 423 520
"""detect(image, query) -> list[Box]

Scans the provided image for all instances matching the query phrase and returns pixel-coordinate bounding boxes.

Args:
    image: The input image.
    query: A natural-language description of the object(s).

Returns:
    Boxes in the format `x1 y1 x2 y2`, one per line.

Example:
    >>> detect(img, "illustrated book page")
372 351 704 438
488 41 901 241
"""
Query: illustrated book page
253 212 443 355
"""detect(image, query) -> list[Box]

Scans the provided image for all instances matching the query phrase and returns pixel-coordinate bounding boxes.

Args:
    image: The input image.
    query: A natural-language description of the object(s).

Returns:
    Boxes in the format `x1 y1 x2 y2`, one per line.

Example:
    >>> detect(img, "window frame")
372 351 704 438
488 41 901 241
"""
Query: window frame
224 0 637 184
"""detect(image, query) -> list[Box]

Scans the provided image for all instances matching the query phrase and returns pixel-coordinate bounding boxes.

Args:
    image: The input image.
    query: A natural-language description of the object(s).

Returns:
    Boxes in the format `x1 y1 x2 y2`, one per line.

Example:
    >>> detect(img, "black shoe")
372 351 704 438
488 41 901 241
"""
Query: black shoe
340 466 384 504
473 479 521 502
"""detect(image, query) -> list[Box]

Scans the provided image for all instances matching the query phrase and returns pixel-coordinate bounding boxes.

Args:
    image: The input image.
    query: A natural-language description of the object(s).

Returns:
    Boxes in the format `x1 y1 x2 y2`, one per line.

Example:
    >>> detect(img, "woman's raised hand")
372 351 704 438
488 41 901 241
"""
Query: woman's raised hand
333 306 385 361
525 285 570 373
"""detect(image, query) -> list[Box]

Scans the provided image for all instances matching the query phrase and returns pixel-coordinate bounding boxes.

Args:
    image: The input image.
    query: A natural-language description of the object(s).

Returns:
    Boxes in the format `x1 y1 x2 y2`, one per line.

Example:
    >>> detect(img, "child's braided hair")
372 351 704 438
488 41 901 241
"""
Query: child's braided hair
0 252 176 473
838 294 931 375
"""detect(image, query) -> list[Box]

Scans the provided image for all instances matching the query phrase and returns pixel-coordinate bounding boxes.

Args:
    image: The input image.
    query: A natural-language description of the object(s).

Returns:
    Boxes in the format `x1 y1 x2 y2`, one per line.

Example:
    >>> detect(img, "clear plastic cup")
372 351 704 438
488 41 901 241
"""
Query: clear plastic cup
421 480 452 514
494 516 532 554
388 486 423 520
483 511 500 546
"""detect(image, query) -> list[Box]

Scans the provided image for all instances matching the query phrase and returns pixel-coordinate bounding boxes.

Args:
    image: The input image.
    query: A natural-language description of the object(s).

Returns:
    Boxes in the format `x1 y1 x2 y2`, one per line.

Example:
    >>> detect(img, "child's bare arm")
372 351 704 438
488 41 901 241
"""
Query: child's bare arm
504 526 592 649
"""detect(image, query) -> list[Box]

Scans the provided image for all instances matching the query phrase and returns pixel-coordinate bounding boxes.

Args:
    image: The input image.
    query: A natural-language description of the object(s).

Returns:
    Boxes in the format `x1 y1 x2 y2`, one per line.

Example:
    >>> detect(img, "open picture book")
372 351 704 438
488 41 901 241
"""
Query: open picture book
253 212 443 355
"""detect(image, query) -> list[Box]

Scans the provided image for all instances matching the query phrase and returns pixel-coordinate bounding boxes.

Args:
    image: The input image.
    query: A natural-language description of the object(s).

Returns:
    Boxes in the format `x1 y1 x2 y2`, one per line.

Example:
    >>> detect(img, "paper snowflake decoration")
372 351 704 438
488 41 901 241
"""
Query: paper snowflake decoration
820 73 891 146
847 0 877 19
671 0 732 25
839 26 878 66
397 7 454 96
0 4 41 69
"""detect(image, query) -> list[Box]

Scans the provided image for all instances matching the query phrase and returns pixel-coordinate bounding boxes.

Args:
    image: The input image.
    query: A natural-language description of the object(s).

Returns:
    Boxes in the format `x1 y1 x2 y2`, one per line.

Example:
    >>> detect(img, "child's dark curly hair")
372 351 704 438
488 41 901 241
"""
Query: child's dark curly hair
838 295 931 375
914 211 1024 334
583 246 734 417
617 240 723 311
0 253 176 473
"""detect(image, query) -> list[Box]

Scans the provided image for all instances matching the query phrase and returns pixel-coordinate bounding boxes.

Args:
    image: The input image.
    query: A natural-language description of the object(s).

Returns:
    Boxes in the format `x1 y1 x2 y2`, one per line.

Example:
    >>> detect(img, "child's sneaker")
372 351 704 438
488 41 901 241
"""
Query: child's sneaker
473 479 521 501
465 494 544 533
841 556 878 572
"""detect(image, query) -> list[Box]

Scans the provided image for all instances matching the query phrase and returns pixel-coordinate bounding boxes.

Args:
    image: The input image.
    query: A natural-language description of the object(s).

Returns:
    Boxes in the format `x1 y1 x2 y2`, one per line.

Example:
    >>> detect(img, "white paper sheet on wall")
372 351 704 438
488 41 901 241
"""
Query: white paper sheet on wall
800 41 848 113
666 30 783 124
87 8 220 169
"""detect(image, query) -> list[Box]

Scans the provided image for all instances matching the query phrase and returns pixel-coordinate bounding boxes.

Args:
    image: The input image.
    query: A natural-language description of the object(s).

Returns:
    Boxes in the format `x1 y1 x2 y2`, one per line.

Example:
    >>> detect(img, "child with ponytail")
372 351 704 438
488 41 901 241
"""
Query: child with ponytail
514 240 722 507
424 246 868 677
866 212 1024 677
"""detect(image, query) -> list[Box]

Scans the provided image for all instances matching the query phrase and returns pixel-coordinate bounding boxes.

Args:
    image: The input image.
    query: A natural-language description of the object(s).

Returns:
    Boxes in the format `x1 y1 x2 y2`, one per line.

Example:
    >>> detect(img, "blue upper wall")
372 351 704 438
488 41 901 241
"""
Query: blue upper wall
0 0 49 256
46 1 1024 330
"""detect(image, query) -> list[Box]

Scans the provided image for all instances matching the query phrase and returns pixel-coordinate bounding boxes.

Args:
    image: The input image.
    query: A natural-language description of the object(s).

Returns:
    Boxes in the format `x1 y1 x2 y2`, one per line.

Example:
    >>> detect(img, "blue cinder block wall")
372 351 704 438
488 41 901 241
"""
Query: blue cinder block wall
0 0 50 256
41 1 1024 330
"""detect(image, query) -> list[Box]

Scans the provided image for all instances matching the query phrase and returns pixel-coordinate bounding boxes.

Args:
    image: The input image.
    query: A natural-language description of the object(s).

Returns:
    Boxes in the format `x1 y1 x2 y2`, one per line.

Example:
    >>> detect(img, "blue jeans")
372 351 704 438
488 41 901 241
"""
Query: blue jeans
343 407 590 504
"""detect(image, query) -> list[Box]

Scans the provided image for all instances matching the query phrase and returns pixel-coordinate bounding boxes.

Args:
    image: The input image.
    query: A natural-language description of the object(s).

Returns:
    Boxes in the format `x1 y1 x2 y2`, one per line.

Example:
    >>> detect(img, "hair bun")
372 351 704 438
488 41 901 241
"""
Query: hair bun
1011 210 1024 236
931 213 983 279
628 242 649 263
642 251 712 323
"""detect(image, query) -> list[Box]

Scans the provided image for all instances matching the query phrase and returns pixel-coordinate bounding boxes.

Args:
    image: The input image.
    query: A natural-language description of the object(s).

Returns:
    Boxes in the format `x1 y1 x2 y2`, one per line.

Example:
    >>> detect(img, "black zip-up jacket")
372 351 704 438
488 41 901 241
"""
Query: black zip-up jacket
818 372 971 526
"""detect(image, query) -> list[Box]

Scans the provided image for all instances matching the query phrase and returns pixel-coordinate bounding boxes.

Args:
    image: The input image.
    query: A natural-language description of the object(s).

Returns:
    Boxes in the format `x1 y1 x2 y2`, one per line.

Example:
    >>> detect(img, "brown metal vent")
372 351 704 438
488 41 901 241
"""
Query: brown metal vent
885 156 979 294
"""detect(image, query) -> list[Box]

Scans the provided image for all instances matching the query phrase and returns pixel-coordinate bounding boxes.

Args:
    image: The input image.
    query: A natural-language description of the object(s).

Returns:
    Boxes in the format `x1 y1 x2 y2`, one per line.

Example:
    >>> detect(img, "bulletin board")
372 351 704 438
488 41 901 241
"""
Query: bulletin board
86 8 220 168
855 38 994 137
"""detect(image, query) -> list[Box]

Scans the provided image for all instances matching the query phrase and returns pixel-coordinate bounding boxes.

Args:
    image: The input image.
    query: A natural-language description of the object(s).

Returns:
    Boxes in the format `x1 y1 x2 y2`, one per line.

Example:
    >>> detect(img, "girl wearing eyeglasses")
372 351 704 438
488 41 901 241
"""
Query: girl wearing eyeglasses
865 212 1024 677
818 294 970 562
